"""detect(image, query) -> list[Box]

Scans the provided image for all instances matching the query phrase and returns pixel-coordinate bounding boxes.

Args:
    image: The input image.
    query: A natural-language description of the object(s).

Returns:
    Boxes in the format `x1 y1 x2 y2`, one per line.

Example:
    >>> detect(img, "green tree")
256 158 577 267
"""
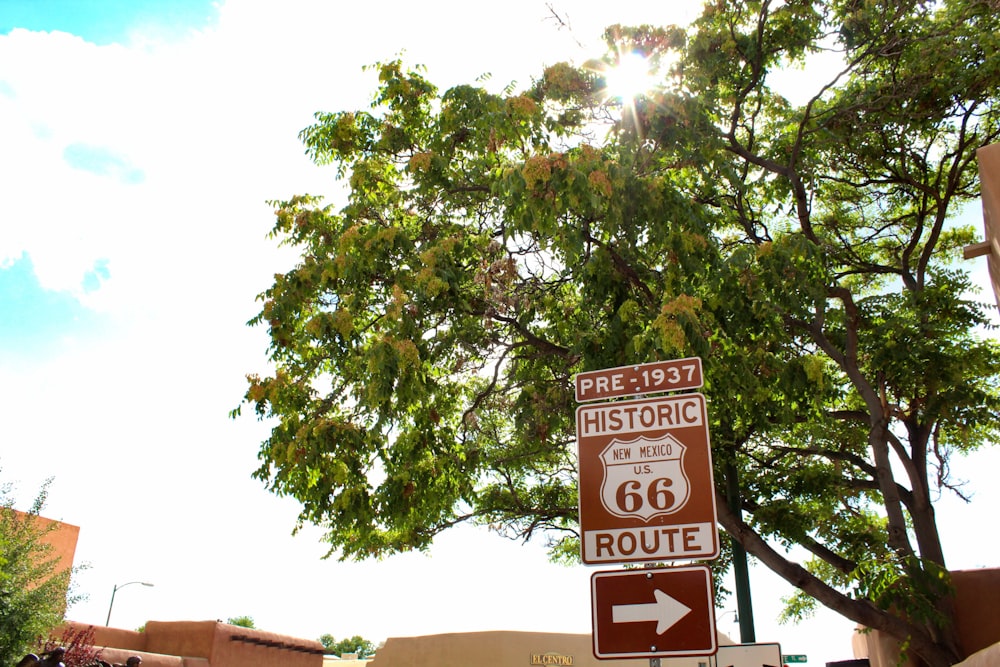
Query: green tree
1 478 83 665
237 2 1000 665
318 634 376 658
226 616 256 629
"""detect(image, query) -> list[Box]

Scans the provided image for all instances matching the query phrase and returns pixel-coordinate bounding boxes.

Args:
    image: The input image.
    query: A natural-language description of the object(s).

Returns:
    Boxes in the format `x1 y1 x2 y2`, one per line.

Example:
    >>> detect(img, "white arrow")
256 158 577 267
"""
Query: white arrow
611 589 692 635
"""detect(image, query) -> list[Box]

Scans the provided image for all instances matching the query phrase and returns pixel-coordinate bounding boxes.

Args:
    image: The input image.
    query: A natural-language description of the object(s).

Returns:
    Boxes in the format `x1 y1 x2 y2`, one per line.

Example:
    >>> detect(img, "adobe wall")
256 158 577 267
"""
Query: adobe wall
369 630 731 667
144 621 217 659
853 568 1000 667
89 646 210 667
98 647 184 667
35 514 80 573
323 658 369 667
11 510 80 581
956 642 1000 667
60 623 178 667
65 620 324 667
88 625 149 652
209 623 325 667
950 568 1000 657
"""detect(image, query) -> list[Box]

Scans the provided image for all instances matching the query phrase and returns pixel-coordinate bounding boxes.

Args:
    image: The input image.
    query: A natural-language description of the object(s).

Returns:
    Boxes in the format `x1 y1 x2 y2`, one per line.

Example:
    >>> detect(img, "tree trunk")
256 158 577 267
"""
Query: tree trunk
715 491 962 667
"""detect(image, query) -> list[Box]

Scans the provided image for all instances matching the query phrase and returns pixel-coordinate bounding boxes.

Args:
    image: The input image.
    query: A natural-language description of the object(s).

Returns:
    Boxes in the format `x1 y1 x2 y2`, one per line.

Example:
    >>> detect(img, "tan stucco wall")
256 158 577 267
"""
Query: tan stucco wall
210 623 325 667
98 647 184 667
369 630 731 667
950 568 1000 657
66 620 324 667
76 624 736 667
89 625 149 652
852 568 1000 667
144 621 216 659
324 659 369 667
63 624 175 667
955 642 1000 667
36 514 80 572
11 510 80 582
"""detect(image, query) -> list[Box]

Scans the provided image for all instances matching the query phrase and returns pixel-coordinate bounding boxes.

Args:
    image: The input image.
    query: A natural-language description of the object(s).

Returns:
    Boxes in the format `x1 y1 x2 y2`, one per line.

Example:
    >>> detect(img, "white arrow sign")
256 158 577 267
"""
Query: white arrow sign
611 589 692 635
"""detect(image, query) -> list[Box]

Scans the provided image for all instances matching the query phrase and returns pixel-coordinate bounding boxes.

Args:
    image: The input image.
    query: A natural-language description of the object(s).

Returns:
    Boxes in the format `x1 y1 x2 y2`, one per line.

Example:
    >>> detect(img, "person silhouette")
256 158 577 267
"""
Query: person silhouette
37 648 65 667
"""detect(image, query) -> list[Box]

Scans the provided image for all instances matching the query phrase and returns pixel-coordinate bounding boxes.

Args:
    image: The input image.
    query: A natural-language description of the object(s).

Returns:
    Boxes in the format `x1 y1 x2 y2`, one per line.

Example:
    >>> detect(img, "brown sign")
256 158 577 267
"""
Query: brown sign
576 394 718 564
591 566 717 659
575 358 703 403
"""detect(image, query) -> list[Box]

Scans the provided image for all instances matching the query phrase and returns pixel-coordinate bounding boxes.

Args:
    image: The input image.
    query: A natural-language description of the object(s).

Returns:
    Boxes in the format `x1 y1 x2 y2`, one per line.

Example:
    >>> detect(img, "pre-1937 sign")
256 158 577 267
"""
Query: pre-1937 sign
575 358 703 403
576 393 719 564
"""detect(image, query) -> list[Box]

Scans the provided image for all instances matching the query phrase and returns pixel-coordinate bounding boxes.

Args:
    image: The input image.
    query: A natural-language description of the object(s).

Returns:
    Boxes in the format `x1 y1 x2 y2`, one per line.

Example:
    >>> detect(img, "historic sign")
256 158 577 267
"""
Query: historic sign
590 566 717 660
576 394 719 564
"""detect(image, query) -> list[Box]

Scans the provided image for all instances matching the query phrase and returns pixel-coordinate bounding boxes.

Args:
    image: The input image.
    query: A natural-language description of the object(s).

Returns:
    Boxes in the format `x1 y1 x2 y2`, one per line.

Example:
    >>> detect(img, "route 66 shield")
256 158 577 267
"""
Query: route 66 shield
599 434 691 521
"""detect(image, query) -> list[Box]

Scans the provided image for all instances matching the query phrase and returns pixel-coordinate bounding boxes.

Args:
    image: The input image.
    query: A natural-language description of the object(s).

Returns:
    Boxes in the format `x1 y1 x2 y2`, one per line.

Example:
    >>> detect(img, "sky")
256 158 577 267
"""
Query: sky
1 1 999 665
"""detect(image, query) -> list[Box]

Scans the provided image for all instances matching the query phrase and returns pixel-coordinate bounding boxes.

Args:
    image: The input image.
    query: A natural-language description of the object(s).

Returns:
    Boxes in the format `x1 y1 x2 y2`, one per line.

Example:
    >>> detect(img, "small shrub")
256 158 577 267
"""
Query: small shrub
38 625 103 667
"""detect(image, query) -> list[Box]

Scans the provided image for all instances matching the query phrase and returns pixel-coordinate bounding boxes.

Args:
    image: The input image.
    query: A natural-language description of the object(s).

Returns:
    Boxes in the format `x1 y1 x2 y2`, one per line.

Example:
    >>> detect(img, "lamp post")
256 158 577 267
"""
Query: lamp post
106 581 154 626
717 609 740 634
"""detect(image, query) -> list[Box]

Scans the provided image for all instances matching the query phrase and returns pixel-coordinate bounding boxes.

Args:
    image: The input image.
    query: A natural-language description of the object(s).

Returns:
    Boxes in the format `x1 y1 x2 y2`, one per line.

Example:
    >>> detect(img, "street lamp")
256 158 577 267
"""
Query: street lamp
106 581 154 626
717 609 740 628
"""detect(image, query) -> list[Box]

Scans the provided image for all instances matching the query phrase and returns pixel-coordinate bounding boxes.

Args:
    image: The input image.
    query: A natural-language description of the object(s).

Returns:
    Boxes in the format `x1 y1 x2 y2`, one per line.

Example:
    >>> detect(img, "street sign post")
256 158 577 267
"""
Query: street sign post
590 566 717 660
576 393 719 564
575 358 703 403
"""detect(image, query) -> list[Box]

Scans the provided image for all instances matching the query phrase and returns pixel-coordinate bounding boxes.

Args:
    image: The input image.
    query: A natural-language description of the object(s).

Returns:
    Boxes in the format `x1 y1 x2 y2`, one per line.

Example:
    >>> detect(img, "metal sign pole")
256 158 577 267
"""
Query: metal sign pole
726 460 756 643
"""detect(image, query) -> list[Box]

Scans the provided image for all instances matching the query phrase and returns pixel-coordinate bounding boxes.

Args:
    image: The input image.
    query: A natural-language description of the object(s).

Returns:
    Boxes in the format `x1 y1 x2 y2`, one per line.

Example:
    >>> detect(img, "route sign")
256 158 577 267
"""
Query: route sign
590 566 717 660
576 393 719 564
575 358 703 403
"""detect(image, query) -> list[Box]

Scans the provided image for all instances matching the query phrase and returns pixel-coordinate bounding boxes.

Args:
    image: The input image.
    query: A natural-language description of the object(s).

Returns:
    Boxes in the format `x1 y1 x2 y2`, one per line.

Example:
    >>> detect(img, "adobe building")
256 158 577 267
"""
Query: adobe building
67 573 1000 667
11 509 81 579
851 568 1000 667
367 630 733 667
63 620 325 667
32 512 82 573
32 507 997 667
70 624 737 667
7 509 80 609
70 567 1000 667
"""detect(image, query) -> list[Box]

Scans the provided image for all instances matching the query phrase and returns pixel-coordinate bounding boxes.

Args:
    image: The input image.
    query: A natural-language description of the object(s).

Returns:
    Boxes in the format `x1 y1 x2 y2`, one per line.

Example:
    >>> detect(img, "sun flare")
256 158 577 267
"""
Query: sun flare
603 51 654 103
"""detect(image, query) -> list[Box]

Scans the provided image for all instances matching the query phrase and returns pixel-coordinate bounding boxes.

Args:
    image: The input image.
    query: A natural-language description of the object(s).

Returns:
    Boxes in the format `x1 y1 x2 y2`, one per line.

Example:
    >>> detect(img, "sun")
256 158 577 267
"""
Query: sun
603 51 654 104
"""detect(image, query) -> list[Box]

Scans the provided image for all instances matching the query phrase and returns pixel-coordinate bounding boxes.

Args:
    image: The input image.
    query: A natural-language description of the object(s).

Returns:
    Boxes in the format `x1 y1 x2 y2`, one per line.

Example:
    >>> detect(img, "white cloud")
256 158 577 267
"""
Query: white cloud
1 0 699 303
10 3 992 665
